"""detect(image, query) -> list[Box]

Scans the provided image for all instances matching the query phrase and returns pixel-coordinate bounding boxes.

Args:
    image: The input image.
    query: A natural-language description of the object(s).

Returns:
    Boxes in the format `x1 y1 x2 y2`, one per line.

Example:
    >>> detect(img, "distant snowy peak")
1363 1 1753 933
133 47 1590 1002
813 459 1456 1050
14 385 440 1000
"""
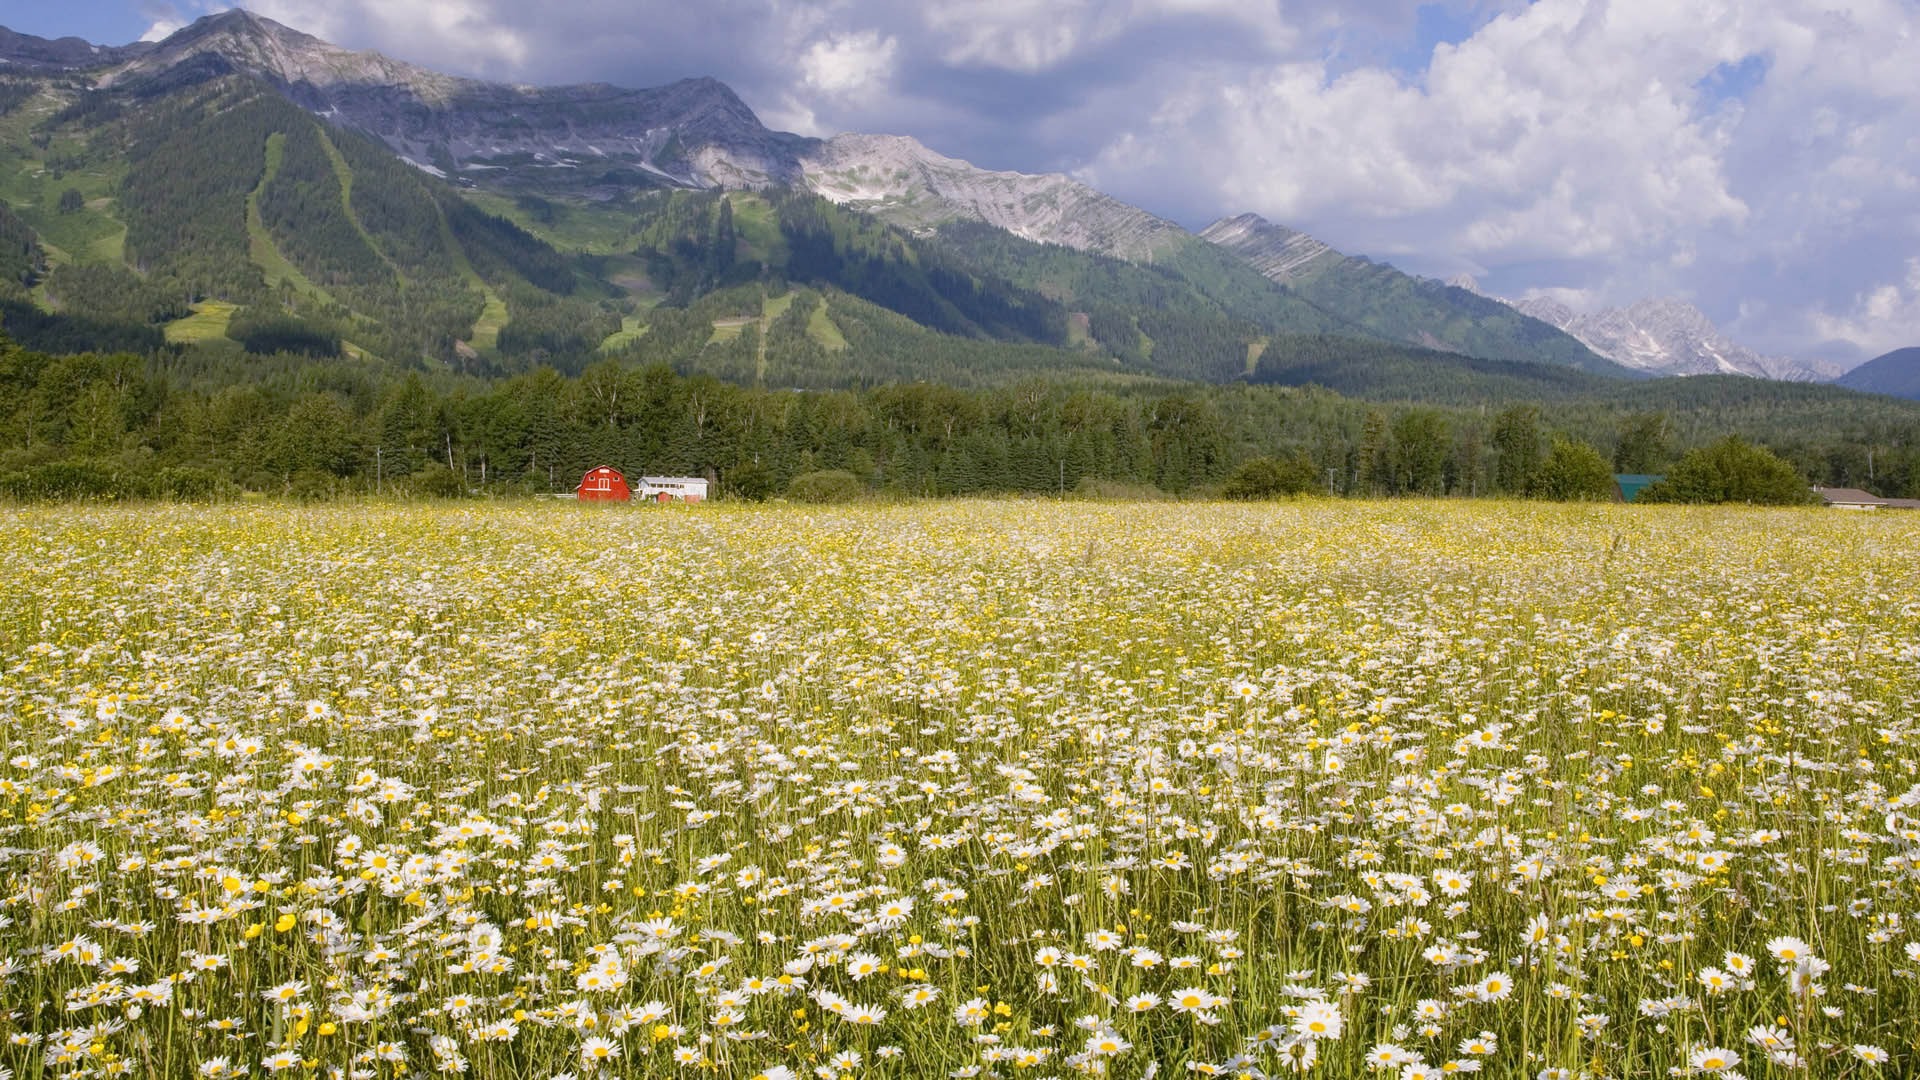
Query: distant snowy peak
799 133 1188 261
1506 296 1837 381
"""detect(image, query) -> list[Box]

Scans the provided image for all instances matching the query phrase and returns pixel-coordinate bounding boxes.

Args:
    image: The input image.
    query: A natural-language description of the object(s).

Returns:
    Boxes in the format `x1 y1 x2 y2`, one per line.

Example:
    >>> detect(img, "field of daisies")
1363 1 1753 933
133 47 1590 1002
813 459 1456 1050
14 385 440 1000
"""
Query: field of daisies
1 500 1917 1080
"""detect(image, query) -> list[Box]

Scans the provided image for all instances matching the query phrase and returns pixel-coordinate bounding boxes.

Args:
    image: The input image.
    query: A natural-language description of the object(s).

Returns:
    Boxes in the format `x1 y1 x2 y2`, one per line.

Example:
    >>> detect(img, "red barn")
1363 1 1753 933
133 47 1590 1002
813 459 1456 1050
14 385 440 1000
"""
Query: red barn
576 466 631 502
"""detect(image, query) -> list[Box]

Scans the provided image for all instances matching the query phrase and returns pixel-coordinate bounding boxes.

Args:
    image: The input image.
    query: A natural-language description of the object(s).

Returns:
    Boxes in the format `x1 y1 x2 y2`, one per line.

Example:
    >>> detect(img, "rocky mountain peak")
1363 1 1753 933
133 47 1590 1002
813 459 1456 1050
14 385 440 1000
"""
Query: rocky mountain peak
1509 294 1836 380
1198 213 1336 282
799 133 1186 260
1509 295 1575 326
112 10 451 97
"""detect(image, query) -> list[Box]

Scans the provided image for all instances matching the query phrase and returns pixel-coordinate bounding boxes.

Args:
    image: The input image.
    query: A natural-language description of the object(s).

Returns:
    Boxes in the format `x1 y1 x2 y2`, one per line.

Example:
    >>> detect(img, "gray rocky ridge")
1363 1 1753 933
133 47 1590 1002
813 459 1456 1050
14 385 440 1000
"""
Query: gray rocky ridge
1508 296 1840 380
799 133 1187 259
1198 214 1338 281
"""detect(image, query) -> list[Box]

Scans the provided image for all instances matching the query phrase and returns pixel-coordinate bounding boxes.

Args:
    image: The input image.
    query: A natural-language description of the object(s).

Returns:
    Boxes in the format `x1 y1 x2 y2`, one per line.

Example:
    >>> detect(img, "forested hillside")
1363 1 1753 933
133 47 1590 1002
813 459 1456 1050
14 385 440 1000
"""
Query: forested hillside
5 328 1918 502
0 45 1633 392
0 67 612 371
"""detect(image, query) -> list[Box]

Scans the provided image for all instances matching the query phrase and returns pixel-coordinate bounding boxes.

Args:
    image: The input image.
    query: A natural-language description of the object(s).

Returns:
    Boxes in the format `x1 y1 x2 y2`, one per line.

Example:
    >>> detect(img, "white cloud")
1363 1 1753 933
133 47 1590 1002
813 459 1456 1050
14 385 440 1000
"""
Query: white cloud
918 0 1293 72
1813 258 1920 355
921 0 1094 71
245 0 528 75
1080 0 1920 356
799 31 898 97
1088 0 1753 257
138 0 216 43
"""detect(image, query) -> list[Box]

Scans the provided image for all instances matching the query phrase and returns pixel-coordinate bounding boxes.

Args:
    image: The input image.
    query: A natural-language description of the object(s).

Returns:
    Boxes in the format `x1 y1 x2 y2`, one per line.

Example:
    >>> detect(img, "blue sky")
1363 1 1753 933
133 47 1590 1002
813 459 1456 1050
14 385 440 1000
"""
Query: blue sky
4 4 149 45
11 1 1920 364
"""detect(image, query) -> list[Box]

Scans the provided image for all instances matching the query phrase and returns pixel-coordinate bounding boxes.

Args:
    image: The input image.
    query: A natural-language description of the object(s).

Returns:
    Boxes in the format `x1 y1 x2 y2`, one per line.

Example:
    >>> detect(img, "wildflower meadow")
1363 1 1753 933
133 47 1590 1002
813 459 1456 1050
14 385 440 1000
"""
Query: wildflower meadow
1 500 1917 1080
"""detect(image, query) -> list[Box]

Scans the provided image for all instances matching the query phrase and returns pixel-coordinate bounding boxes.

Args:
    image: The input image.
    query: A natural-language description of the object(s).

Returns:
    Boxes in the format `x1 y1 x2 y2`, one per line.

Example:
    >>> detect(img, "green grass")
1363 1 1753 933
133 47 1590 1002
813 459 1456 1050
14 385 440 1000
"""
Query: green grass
247 133 341 308
756 290 797 380
761 290 795 324
162 299 240 344
708 316 753 343
1245 338 1268 376
434 195 507 355
0 88 130 269
597 254 658 301
598 313 650 353
462 191 640 254
808 298 848 351
1066 311 1092 348
725 192 788 266
317 128 403 281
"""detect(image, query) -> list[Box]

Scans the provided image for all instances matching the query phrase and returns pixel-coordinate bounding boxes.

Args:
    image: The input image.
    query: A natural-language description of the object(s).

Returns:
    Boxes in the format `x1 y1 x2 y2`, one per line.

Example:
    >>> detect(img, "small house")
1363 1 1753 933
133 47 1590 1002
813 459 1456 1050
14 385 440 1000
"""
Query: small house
636 476 708 503
576 466 631 502
1814 487 1920 511
1613 474 1663 503
1815 487 1887 510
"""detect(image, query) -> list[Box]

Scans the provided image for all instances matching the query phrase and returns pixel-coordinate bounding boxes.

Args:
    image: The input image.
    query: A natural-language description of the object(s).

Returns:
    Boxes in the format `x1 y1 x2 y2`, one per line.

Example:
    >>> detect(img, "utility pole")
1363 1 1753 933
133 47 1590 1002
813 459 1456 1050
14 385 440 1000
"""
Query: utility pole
376 447 383 494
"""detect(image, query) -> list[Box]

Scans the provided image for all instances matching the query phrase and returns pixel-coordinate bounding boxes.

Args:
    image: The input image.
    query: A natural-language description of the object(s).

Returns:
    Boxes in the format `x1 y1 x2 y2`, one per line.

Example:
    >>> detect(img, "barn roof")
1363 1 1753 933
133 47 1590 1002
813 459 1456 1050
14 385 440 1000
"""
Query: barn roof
1815 486 1888 506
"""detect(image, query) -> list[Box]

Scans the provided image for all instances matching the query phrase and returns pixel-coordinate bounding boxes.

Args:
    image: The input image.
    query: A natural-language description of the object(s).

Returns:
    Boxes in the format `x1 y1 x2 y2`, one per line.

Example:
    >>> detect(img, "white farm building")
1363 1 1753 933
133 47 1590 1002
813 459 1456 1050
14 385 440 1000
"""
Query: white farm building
635 476 708 503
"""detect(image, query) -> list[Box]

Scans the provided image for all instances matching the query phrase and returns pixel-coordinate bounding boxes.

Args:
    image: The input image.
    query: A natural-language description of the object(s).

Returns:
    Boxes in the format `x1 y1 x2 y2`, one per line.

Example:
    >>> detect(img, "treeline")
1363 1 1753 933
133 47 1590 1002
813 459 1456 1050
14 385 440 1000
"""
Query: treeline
0 202 42 295
5 331 1917 502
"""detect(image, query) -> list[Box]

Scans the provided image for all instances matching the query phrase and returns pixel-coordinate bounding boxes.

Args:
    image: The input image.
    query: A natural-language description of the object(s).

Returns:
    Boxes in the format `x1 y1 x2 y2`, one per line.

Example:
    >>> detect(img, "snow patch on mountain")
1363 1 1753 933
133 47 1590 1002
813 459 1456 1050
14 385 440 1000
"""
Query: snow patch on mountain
1502 296 1838 380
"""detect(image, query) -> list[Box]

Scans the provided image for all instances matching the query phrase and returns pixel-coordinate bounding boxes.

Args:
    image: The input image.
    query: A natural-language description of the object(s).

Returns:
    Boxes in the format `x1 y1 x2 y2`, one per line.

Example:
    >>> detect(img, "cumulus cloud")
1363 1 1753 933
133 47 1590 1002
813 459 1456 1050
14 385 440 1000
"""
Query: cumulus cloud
1086 0 1761 256
245 0 529 75
1813 259 1920 356
1079 0 1920 358
137 1 213 43
917 0 1293 72
799 31 898 97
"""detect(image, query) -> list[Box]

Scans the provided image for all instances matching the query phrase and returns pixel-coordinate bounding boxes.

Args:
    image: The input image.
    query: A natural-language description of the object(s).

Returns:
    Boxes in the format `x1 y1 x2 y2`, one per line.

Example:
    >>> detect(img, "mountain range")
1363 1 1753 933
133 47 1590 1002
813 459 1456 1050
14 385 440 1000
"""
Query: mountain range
1499 295 1841 381
0 10 1891 394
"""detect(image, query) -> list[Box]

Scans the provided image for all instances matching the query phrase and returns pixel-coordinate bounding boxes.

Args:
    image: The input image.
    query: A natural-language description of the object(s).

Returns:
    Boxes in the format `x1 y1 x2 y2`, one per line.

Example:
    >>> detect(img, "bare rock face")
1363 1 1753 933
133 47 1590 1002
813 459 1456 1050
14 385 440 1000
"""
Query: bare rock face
800 133 1188 260
1509 296 1838 380
102 11 811 192
1198 214 1339 281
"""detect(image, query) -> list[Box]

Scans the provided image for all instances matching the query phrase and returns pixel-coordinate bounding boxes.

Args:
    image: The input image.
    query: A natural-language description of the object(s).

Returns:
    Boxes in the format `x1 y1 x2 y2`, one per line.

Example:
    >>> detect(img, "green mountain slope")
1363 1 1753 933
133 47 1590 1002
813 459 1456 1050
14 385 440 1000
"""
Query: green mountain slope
0 19 1638 395
0 65 610 370
1836 347 1920 400
1201 213 1627 375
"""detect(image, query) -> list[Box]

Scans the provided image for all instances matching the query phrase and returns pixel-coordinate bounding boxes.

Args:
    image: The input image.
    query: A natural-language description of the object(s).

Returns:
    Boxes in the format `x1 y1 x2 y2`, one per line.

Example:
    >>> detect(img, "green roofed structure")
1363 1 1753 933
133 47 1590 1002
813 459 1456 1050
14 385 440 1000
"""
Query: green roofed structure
1614 474 1664 502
